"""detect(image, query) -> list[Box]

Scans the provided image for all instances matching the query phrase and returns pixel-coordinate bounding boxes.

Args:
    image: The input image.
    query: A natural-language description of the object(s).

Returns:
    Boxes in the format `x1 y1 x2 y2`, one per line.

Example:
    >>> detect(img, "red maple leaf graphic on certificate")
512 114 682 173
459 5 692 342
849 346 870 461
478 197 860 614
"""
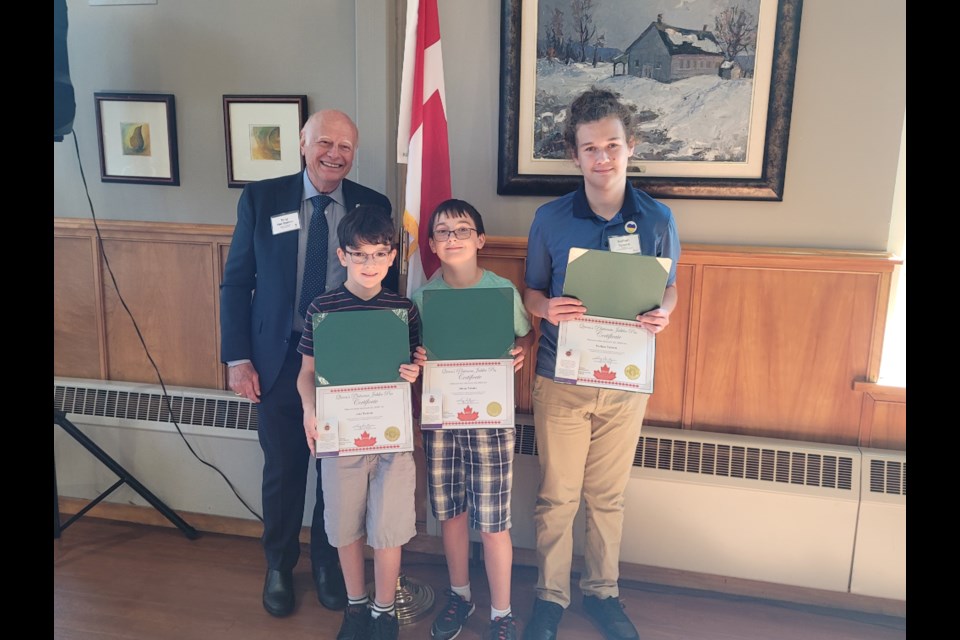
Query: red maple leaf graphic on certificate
457 406 479 421
593 364 616 381
354 431 377 448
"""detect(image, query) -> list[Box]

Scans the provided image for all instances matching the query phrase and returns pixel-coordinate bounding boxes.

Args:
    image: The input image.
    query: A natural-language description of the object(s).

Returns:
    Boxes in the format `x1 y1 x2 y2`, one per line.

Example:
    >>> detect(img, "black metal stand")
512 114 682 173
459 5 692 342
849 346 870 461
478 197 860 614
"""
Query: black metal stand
54 409 199 540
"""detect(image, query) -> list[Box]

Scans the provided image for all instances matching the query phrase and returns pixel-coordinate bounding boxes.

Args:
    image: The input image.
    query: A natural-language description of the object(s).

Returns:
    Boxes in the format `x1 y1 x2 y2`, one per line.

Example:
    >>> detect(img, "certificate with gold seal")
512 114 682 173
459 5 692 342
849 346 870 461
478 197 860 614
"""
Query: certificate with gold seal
555 315 656 393
421 360 515 429
314 382 414 457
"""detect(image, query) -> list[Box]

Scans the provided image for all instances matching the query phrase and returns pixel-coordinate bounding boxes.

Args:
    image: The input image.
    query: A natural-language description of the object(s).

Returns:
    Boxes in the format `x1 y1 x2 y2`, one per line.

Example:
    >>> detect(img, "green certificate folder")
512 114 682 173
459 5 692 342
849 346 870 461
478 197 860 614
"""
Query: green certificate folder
562 248 672 320
312 308 410 386
422 288 514 360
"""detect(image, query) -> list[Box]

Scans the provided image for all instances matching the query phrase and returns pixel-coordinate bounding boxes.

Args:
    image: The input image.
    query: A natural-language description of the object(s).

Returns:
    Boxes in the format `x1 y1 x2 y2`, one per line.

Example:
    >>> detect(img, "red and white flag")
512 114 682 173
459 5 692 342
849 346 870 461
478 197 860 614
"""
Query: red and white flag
398 0 450 294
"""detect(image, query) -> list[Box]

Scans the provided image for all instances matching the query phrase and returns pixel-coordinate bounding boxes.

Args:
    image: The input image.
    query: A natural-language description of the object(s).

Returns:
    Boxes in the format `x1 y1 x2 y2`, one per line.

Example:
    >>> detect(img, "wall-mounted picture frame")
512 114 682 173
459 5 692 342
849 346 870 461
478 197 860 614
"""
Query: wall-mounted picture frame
94 92 179 186
498 0 803 200
223 95 308 188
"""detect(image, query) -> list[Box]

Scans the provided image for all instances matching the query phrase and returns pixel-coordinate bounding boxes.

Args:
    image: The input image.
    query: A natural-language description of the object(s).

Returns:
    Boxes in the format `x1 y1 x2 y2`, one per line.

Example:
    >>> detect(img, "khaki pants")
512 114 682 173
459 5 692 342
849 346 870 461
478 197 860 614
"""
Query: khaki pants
532 375 648 607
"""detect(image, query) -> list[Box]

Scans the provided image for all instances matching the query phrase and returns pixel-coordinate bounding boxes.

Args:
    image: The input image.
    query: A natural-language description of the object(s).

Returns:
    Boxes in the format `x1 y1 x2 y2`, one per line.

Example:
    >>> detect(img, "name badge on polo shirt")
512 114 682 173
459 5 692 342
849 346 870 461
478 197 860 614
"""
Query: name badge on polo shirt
608 234 641 254
270 211 301 235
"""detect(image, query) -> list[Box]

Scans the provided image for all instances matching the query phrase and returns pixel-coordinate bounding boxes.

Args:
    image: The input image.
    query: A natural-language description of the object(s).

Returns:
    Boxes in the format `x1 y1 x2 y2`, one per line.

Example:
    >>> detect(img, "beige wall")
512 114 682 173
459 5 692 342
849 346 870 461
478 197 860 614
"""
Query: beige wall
53 0 392 223
54 0 906 253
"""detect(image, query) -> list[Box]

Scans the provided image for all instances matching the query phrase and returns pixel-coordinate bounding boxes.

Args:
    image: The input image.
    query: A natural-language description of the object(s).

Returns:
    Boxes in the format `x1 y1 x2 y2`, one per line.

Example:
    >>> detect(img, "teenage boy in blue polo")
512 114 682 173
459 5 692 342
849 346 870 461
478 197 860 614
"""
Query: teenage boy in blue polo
297 205 422 640
411 199 532 640
521 88 680 640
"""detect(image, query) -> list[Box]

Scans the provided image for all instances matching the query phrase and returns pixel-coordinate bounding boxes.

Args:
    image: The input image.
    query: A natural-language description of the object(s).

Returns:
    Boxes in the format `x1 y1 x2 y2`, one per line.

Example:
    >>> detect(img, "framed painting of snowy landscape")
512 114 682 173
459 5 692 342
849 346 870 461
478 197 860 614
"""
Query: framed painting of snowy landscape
498 0 802 200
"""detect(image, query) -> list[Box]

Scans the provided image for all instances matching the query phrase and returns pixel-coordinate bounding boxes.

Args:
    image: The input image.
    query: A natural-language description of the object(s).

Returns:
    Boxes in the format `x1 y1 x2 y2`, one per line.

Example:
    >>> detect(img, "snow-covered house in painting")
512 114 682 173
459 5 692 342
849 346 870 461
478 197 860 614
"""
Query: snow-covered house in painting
614 15 725 83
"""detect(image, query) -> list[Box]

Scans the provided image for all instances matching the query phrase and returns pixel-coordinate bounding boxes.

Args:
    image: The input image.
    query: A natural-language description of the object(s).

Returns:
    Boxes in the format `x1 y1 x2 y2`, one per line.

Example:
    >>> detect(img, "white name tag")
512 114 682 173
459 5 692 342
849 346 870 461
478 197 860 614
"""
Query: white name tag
608 234 641 254
271 211 301 235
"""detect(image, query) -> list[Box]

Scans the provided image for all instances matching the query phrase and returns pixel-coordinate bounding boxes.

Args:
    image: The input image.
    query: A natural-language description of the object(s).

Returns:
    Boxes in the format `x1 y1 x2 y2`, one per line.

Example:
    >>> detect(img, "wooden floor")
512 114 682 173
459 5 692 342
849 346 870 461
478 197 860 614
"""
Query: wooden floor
54 517 906 640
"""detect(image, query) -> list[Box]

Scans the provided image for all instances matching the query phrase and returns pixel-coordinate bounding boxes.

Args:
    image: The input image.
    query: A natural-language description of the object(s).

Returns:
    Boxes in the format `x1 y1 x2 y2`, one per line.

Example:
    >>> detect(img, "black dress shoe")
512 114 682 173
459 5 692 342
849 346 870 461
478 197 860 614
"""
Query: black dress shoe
522 599 563 640
313 563 348 610
262 568 295 617
582 595 640 640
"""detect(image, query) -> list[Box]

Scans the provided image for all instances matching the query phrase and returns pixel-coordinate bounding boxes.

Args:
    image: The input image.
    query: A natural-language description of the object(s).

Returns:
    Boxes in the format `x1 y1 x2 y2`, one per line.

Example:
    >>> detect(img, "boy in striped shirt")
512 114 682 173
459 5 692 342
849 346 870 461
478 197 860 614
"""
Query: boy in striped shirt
297 205 421 640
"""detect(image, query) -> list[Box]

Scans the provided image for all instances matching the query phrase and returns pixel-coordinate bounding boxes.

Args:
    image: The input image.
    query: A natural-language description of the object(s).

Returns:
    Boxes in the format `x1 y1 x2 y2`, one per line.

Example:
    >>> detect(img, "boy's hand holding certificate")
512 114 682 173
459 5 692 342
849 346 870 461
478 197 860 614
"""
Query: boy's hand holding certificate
557 249 672 394
420 288 516 429
312 309 414 457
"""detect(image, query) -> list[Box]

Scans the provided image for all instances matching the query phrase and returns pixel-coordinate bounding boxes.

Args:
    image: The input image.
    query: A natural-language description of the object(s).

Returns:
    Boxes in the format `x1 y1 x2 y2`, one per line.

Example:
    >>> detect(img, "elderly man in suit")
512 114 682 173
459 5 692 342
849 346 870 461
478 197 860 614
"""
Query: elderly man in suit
220 110 392 617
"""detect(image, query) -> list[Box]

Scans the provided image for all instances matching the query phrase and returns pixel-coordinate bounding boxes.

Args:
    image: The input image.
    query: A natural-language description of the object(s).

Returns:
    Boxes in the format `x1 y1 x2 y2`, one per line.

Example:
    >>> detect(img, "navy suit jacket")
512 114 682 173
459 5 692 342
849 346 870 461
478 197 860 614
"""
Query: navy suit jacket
220 172 392 395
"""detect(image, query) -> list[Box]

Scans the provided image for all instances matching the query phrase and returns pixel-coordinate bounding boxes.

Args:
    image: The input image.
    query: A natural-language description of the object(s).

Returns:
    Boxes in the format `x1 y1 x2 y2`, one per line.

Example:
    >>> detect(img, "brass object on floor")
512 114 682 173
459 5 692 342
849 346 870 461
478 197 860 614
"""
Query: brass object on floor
366 572 435 625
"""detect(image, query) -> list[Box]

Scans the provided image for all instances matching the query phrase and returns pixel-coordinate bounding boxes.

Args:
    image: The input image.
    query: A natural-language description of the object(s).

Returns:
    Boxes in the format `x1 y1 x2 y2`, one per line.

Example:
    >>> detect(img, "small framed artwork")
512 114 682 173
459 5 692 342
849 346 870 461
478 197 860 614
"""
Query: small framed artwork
94 92 180 186
223 95 308 188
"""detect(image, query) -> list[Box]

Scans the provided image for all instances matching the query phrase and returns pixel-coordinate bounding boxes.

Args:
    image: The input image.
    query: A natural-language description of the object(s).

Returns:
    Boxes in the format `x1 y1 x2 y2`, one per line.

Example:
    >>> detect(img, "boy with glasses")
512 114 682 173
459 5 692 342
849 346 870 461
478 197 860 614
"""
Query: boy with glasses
410 199 532 640
296 205 422 640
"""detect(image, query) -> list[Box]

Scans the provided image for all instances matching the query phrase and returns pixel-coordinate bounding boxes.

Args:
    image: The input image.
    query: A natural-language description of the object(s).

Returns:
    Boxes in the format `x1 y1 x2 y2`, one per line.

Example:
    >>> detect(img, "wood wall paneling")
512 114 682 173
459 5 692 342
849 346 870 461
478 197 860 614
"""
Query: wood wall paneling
54 236 104 379
865 400 907 451
55 220 904 450
690 266 880 445
645 263 694 428
101 239 220 388
855 383 907 451
54 220 233 389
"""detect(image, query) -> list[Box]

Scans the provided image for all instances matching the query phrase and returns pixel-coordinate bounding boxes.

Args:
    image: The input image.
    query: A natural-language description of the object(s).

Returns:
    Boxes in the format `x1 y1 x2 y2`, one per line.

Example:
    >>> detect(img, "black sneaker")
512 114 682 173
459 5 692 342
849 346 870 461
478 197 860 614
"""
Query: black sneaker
489 614 519 640
582 595 639 640
521 599 563 640
430 589 476 639
337 603 372 640
370 612 400 640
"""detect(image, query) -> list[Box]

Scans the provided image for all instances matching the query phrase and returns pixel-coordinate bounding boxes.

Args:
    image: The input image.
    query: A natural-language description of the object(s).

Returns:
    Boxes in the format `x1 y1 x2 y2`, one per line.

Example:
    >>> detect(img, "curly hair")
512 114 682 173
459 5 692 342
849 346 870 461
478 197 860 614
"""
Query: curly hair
562 87 636 156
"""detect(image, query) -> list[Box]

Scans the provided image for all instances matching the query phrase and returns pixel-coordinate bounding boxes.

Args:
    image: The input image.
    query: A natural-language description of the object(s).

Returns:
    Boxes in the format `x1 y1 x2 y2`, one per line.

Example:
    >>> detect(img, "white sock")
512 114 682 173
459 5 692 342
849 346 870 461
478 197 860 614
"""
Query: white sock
347 595 369 607
491 605 512 621
371 600 396 619
451 583 472 602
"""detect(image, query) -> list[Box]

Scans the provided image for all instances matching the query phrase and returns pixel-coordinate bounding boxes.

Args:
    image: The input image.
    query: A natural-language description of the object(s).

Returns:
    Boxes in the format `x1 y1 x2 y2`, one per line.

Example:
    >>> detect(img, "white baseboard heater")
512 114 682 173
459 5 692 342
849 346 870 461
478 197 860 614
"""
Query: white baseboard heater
54 377 904 601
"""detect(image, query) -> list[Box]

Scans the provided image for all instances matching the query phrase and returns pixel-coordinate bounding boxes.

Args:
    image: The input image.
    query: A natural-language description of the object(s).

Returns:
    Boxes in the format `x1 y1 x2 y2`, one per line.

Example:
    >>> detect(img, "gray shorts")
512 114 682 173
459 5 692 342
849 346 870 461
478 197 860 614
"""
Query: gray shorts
321 451 417 549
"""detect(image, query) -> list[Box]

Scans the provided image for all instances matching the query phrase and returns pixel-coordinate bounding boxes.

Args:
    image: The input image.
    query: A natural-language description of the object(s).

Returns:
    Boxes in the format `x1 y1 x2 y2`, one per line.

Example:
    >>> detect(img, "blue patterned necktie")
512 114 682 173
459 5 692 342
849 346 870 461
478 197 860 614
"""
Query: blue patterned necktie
298 194 333 318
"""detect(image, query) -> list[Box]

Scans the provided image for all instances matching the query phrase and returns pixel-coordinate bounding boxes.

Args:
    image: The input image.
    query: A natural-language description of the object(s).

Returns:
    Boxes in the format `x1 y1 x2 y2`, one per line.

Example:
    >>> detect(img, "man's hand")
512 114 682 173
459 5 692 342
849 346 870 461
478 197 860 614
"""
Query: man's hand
637 308 670 334
228 362 261 402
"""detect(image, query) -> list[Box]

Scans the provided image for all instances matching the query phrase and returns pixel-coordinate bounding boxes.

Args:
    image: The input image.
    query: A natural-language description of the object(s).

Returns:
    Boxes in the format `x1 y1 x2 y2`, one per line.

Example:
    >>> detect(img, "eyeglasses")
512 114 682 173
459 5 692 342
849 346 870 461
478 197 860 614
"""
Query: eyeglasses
344 250 393 265
433 227 477 242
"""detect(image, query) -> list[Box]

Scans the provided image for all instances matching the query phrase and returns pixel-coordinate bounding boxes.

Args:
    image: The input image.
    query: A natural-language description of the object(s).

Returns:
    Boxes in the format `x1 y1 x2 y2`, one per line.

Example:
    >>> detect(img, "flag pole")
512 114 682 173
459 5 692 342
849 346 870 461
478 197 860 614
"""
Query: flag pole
380 0 452 622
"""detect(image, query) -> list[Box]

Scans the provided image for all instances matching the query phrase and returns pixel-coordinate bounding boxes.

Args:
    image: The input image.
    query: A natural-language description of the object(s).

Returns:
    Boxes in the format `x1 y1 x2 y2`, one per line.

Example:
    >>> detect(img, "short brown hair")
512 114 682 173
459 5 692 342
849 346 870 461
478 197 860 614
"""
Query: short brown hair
563 87 635 156
428 199 485 238
337 204 394 250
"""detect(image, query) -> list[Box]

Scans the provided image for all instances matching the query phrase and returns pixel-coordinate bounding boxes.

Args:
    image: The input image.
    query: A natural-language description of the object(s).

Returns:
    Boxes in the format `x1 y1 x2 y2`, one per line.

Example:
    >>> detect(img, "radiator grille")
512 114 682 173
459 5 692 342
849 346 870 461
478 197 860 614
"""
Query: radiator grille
515 423 538 456
512 423 855 491
54 384 259 432
634 436 854 490
56 382 861 492
869 459 906 496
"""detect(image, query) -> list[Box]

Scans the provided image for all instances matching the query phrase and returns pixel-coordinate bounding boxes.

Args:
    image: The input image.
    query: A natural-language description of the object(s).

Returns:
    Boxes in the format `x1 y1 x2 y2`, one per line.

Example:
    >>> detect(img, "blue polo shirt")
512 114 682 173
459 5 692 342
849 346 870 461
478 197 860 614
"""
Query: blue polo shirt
524 183 680 379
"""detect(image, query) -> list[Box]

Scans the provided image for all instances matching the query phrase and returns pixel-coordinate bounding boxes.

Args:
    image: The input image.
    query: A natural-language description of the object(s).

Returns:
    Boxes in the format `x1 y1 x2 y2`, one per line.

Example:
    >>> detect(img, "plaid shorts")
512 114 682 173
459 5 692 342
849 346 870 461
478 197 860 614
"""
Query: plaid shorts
422 428 514 533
